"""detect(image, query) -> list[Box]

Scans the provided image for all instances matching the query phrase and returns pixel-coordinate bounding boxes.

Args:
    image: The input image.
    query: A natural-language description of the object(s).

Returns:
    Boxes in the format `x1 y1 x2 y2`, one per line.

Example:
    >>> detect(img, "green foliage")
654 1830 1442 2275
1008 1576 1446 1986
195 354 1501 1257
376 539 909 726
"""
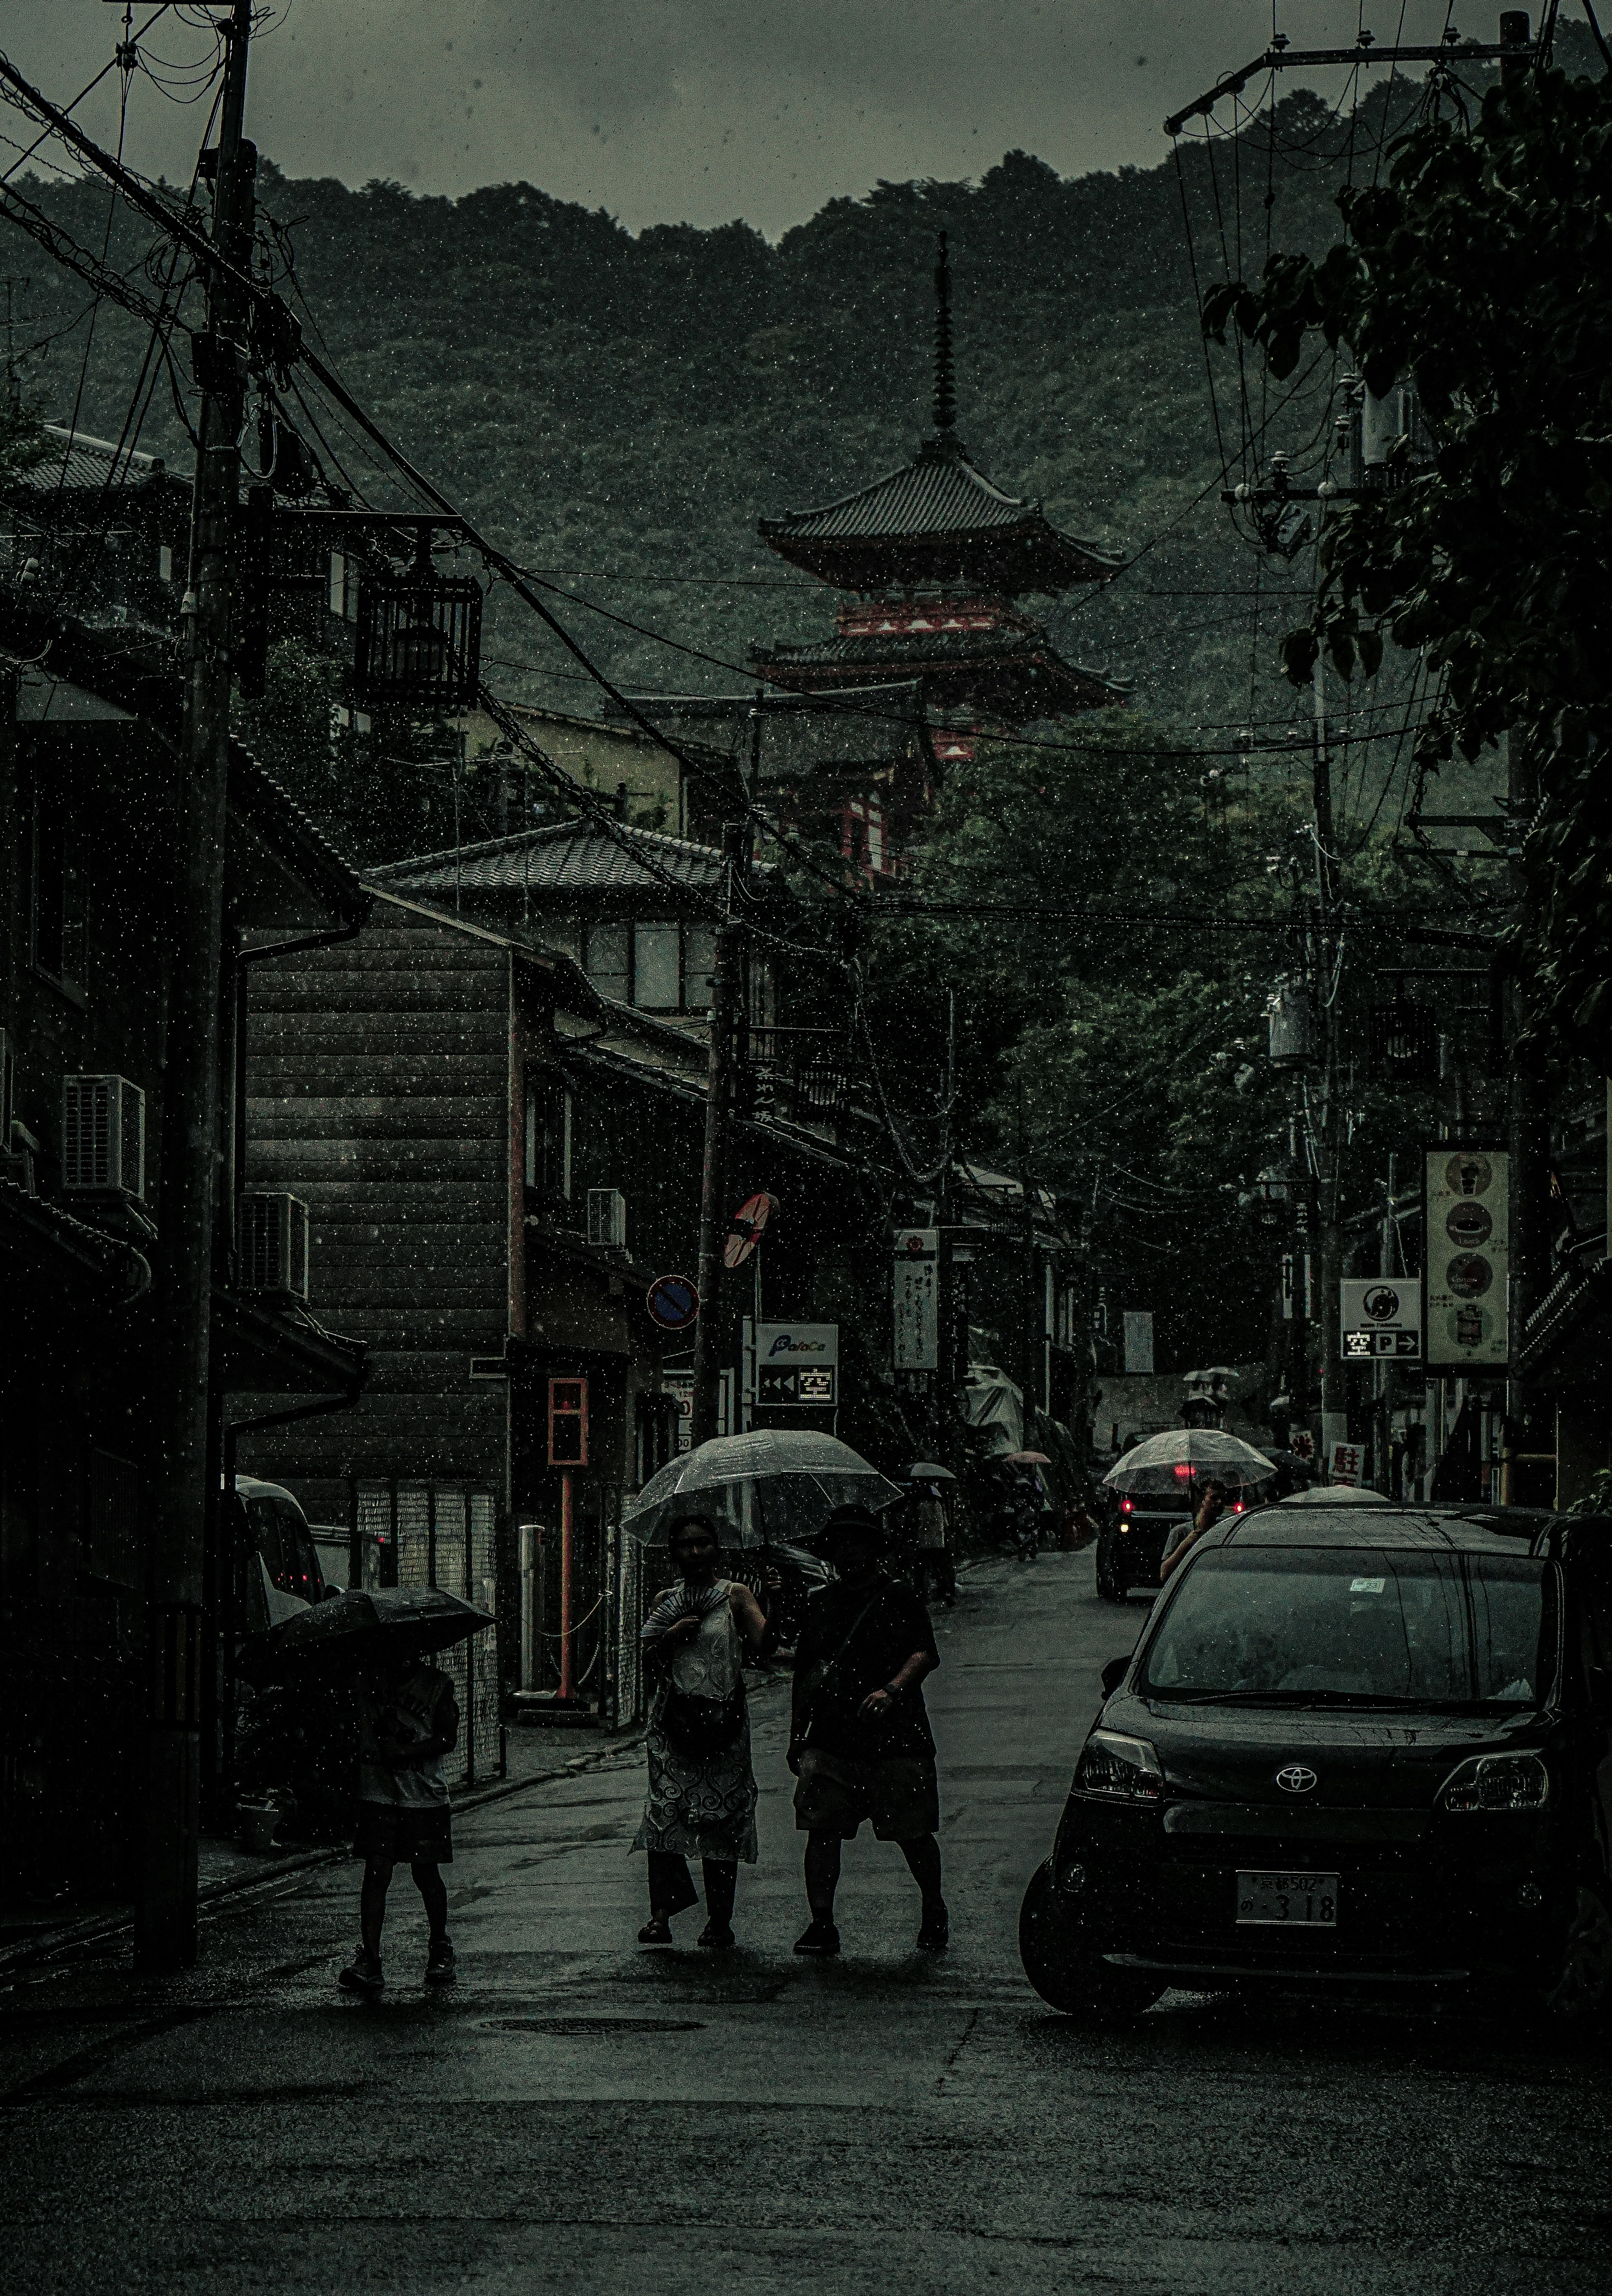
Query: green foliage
20 110 1384 744
0 392 50 488
853 717 1300 1364
1209 60 1612 1062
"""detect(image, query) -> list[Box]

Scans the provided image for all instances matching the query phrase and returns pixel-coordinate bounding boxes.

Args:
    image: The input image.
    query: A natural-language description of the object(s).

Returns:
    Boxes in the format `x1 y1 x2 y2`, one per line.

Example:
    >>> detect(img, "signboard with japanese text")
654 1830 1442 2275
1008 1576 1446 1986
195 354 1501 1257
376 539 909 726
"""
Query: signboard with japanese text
892 1229 939 1371
1329 1440 1364 1488
1340 1277 1423 1363
1123 1310 1154 1375
747 1322 838 1408
1424 1146 1510 1370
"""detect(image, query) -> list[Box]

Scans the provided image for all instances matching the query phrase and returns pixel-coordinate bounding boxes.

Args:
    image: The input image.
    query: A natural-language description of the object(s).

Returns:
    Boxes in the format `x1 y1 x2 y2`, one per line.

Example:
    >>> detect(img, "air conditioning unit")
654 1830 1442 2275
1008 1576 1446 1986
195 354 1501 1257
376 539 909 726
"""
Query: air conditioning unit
239 1191 310 1299
587 1187 628 1253
62 1074 145 1197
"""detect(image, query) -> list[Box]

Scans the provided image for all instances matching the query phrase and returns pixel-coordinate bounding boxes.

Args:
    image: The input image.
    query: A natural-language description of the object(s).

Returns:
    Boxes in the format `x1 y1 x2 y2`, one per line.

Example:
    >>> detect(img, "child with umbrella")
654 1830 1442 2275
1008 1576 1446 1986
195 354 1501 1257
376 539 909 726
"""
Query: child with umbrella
243 1584 489 1998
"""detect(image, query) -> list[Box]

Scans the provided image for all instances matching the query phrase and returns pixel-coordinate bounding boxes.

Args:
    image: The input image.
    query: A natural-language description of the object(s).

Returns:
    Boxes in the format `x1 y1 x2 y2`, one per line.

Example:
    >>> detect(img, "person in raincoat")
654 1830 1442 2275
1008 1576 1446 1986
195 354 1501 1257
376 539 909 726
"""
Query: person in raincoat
633 1515 776 1949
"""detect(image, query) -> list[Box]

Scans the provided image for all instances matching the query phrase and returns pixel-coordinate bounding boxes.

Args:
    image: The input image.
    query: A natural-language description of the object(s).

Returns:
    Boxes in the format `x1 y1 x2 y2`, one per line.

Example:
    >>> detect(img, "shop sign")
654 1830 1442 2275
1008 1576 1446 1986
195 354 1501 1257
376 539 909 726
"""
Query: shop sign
1424 1146 1510 1370
1340 1277 1422 1361
892 1229 939 1370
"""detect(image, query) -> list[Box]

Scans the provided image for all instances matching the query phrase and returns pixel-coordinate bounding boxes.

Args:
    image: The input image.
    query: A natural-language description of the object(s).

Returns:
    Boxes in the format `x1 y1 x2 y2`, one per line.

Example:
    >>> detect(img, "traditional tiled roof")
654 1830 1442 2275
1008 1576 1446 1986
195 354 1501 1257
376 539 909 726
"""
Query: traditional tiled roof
228 743 368 923
14 424 175 497
760 433 1120 594
372 817 737 899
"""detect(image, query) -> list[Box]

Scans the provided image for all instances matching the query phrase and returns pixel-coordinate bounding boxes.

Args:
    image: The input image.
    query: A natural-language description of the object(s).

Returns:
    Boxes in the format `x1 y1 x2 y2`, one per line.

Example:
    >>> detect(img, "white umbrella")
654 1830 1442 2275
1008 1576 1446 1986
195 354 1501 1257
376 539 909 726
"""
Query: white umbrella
622 1429 902 1548
1275 1485 1392 1506
1102 1428 1276 1498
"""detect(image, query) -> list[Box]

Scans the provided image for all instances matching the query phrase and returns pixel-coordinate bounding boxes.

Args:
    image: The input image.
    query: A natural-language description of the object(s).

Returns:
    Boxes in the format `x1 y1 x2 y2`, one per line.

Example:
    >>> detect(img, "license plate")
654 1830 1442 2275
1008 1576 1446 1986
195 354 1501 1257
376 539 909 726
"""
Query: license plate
1236 1870 1339 1927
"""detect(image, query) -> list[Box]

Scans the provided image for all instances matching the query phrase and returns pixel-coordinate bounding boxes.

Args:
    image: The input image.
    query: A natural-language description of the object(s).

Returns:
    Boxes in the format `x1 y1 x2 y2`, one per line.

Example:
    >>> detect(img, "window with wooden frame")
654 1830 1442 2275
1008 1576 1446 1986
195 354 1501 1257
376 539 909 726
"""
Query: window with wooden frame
584 918 715 1015
524 1072 572 1203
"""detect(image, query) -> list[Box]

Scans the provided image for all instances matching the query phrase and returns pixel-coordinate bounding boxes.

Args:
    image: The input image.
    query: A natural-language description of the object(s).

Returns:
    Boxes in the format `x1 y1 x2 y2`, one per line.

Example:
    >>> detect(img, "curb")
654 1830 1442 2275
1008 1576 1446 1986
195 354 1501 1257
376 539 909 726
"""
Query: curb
0 1728 645 1985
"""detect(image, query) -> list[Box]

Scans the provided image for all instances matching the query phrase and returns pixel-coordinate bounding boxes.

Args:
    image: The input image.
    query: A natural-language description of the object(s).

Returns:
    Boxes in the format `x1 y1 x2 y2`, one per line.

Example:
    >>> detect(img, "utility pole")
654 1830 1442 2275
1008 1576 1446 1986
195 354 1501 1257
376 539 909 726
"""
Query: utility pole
691 820 749 1445
1311 612 1347 1479
137 0 254 1973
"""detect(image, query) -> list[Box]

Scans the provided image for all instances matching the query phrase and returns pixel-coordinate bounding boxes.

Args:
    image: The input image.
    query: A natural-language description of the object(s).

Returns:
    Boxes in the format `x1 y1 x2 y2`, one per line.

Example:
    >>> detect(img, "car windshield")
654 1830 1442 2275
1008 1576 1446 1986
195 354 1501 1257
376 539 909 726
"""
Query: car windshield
1140 1546 1554 1708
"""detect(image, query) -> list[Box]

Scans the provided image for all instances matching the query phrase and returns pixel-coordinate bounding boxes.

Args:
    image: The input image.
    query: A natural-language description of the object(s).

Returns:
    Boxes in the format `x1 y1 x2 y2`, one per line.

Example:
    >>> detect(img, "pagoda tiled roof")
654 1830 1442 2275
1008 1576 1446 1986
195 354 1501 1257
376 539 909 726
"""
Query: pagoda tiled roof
755 625 1128 709
759 432 1120 595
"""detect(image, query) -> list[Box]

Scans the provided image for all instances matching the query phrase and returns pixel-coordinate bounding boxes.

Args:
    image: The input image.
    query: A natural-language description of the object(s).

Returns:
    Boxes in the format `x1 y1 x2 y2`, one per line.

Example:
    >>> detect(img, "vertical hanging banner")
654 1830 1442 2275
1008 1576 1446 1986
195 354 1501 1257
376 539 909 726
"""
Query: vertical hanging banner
892 1229 939 1370
1123 1310 1154 1374
1424 1146 1510 1370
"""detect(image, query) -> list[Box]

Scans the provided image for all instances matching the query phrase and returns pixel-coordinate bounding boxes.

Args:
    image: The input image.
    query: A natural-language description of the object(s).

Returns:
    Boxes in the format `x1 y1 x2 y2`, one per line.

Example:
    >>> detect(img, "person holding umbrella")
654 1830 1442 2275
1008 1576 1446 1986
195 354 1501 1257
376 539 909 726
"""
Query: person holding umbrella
789 1505 946 1957
243 1581 493 1999
633 1514 776 1950
340 1637 461 1997
1159 1477 1230 1584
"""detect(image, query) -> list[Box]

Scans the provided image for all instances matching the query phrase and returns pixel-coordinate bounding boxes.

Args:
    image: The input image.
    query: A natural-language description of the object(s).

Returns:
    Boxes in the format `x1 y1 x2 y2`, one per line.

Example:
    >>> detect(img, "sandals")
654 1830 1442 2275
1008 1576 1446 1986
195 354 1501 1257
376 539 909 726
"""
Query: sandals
696 1922 736 1951
637 1914 674 1945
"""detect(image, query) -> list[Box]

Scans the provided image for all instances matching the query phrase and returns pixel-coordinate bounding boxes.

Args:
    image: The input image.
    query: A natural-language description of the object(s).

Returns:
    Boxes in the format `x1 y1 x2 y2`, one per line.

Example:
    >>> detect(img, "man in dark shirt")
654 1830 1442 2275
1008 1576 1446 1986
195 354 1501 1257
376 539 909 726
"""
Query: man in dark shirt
789 1505 946 1956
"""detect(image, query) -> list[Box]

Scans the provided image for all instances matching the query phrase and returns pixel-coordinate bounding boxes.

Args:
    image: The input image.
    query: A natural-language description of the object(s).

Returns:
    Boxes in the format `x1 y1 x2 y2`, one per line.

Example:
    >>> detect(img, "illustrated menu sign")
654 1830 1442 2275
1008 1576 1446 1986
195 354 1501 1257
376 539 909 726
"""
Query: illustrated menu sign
1424 1146 1510 1370
1340 1277 1423 1361
892 1229 939 1370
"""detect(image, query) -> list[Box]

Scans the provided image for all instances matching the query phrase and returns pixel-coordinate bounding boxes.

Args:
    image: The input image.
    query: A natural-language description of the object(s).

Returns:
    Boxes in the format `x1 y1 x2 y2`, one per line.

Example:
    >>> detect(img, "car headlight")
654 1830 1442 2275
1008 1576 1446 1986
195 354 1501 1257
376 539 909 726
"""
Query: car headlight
1439 1753 1549 1813
1074 1730 1165 1804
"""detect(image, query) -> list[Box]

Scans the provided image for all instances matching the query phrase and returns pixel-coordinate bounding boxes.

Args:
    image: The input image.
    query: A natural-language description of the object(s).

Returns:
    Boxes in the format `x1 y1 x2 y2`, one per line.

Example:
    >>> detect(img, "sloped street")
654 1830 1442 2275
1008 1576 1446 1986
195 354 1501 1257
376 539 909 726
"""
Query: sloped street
4 1554 1610 2296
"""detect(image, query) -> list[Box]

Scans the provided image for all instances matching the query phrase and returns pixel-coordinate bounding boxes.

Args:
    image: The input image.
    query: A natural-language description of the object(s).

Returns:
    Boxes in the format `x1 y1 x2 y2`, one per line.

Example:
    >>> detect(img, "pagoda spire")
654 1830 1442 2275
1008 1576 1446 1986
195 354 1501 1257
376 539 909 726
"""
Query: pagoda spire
932 230 957 440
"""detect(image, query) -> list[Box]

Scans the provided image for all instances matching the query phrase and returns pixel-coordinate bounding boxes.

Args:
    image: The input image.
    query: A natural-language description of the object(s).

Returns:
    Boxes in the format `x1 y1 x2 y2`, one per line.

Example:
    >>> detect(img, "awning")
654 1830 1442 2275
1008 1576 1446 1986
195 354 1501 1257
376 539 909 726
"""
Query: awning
0 1178 150 1305
211 1286 367 1396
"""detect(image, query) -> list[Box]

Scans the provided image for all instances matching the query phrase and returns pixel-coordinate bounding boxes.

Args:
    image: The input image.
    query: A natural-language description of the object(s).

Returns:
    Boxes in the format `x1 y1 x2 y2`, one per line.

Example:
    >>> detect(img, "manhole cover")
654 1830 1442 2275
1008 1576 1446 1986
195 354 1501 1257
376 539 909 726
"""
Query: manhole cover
484 2016 707 2035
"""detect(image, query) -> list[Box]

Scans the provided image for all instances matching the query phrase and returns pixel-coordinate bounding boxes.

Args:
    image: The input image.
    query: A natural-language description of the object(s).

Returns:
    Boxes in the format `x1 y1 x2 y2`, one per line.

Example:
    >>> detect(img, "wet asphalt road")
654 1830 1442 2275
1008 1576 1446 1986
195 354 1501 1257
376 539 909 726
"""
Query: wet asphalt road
5 1551 1612 2296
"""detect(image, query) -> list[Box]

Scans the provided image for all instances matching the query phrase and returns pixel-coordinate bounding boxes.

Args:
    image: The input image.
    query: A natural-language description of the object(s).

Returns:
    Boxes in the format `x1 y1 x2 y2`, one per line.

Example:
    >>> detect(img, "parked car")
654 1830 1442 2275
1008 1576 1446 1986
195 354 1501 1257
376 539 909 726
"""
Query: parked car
307 1524 385 1594
1022 1503 1612 2029
224 1476 353 1841
225 1473 328 1634
1095 1498 1184 1599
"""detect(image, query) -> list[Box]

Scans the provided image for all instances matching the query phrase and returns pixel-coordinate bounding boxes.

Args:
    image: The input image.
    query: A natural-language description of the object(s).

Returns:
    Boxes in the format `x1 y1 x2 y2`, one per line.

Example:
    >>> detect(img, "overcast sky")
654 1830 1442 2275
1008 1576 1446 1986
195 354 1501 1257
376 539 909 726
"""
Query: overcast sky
4 3 1468 237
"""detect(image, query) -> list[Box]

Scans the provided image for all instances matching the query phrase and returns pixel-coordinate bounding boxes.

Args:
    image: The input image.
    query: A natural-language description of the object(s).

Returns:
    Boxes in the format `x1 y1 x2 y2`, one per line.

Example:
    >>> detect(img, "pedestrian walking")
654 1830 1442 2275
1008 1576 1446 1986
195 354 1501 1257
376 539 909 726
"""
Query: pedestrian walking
633 1514 775 1950
789 1504 947 1957
912 1481 955 1607
339 1643 460 1996
1159 1475 1230 1583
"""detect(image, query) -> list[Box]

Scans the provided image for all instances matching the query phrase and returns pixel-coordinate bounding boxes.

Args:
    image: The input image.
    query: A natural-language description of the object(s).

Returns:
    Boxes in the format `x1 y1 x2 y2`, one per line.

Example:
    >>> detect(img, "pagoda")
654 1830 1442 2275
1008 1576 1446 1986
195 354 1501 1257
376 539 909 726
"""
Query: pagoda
753 235 1126 764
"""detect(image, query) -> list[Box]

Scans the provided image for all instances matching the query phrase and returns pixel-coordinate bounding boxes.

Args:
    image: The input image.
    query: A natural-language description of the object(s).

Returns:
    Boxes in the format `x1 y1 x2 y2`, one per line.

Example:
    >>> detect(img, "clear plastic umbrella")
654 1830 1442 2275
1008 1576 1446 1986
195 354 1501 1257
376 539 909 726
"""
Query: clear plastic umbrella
1102 1428 1275 1497
622 1429 902 1547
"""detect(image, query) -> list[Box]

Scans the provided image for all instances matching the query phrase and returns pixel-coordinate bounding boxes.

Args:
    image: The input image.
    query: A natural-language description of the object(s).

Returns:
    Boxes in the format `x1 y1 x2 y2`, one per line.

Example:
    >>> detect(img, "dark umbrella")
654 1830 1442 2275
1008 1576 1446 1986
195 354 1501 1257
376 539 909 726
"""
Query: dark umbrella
242 1585 493 1683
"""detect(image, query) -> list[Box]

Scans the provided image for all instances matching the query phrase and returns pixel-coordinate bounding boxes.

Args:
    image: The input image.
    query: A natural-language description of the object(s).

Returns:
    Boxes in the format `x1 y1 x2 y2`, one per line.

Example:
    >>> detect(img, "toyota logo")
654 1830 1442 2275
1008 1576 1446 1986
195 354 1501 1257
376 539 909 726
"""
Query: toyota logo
1276 1765 1318 1794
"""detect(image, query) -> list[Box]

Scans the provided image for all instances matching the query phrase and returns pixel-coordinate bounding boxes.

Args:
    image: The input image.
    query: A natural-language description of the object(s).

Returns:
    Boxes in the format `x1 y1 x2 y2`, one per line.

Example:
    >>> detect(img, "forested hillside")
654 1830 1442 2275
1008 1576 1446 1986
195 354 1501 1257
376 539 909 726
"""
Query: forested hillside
17 68 1504 770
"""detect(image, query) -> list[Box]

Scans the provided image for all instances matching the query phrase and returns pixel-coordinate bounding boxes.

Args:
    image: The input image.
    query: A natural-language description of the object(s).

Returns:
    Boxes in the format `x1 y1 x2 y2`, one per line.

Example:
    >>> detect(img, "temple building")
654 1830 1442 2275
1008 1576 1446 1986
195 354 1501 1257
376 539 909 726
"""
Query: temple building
615 237 1126 880
752 233 1128 785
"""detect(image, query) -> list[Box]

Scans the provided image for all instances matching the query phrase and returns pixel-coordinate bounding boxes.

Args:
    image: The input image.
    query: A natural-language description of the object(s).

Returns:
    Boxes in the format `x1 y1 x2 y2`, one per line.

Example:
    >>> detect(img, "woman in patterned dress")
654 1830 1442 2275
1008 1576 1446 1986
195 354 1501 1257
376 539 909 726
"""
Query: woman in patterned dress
633 1515 774 1949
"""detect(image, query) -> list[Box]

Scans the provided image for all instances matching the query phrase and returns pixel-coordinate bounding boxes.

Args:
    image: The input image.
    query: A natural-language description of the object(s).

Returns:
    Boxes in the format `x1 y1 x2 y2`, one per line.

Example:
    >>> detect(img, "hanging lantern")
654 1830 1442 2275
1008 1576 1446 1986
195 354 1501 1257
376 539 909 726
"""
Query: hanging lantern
354 534 482 709
1267 975 1317 1068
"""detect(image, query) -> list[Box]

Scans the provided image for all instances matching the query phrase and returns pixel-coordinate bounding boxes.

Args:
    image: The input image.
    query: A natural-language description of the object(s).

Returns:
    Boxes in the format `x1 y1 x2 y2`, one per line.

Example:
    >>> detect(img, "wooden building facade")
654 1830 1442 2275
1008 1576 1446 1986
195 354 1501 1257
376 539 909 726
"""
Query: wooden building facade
238 882 897 1714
